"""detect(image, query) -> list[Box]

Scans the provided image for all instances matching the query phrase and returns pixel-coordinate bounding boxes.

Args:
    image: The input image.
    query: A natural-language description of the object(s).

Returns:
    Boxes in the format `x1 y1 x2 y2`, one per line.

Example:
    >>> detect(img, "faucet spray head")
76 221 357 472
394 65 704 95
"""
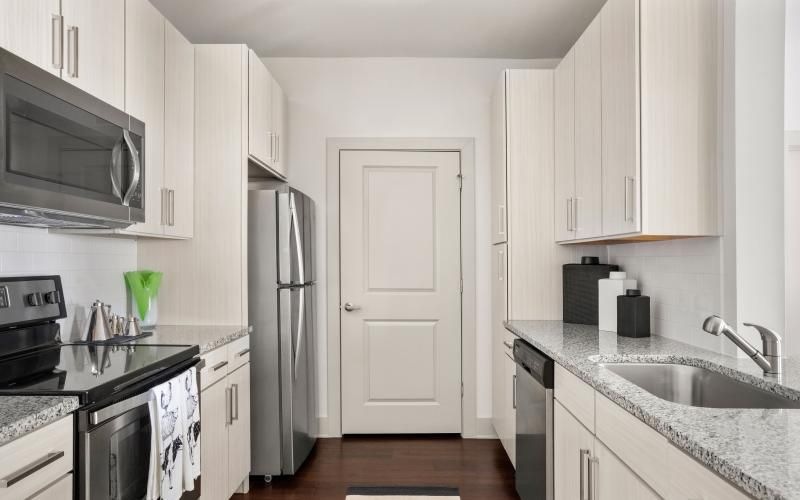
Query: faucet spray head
702 315 727 336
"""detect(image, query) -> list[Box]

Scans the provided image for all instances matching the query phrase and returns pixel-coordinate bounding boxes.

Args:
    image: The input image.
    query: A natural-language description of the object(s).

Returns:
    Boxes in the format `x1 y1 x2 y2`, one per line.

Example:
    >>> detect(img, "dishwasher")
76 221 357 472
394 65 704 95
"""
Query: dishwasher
514 338 554 500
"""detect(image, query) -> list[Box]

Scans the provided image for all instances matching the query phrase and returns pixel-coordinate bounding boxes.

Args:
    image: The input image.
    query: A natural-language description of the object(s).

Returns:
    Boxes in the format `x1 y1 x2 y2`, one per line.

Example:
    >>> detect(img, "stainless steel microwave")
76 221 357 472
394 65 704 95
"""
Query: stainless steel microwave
0 48 144 228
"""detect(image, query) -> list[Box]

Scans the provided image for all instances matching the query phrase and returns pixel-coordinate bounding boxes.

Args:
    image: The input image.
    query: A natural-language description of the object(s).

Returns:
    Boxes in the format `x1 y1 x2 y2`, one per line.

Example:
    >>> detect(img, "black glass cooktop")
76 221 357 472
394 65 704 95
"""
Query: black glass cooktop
0 343 199 404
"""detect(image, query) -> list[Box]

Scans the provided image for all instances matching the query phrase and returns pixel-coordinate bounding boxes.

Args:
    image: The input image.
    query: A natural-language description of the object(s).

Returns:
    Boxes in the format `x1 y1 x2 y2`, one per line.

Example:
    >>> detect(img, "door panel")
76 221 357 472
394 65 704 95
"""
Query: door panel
554 48 575 242
0 0 61 75
340 150 462 434
61 0 125 109
200 380 228 500
227 363 251 493
491 73 507 244
554 401 594 500
491 243 507 441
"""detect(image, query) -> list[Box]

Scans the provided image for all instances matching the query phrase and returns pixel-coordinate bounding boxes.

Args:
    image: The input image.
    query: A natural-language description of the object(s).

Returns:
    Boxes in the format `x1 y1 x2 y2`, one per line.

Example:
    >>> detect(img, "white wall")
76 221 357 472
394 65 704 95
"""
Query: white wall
263 57 557 420
0 227 136 340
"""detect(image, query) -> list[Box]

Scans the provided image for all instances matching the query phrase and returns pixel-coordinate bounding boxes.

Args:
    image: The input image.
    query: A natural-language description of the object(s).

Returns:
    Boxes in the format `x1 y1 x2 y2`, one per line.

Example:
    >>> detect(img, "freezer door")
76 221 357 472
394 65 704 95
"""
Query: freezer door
247 190 282 475
278 285 317 474
302 192 316 284
277 191 307 286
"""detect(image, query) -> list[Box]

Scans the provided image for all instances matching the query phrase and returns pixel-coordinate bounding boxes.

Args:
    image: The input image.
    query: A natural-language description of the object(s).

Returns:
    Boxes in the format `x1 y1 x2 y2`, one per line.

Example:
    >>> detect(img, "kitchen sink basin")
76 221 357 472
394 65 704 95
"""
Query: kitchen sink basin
599 363 800 409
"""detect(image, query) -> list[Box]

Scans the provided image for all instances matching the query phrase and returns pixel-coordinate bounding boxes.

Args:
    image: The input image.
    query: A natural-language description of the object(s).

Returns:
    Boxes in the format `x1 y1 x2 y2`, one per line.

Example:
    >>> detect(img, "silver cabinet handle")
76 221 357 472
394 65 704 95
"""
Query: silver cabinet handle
161 188 169 225
0 451 64 487
624 176 634 222
169 189 175 226
572 197 580 232
512 374 517 409
589 456 599 500
231 383 239 421
237 348 250 357
497 249 505 282
212 360 228 371
580 449 591 500
225 386 233 425
51 15 63 70
567 198 573 232
503 340 514 349
66 25 78 77
498 204 506 237
343 302 361 312
274 134 280 163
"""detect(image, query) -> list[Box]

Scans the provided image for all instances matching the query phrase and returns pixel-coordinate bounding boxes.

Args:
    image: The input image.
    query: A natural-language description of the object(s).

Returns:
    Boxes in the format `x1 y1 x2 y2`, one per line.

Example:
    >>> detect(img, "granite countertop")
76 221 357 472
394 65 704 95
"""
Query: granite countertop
0 396 79 446
505 320 800 500
138 325 252 354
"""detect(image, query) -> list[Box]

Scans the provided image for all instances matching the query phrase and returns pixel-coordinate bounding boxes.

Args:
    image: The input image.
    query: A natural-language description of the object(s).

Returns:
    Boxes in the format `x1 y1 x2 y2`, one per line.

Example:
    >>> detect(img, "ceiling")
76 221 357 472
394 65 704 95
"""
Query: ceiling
150 0 606 59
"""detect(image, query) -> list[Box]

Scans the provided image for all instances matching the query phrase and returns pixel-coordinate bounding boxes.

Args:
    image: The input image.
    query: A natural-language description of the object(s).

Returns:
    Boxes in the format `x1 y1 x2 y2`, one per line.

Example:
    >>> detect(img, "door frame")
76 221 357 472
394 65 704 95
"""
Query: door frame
325 137 477 438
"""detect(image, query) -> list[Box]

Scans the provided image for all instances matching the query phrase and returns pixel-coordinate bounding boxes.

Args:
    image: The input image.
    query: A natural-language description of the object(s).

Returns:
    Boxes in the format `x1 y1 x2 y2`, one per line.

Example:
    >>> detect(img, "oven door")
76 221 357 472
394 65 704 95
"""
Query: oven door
78 360 202 500
0 48 144 226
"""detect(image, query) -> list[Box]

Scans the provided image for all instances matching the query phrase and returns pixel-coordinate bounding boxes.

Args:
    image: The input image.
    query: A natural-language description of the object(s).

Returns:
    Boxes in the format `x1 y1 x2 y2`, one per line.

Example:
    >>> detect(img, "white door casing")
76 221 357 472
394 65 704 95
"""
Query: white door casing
340 150 462 434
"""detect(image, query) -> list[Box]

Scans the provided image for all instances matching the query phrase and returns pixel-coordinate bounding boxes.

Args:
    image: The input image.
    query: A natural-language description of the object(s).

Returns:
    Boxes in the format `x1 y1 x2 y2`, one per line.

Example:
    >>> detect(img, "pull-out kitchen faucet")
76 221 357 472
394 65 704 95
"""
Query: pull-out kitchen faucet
702 315 783 375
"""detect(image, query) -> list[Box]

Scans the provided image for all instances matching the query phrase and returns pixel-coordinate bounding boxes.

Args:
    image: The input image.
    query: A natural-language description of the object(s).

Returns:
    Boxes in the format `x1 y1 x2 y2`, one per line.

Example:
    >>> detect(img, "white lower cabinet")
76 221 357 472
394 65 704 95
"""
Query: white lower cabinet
554 365 754 500
200 336 251 499
0 415 74 500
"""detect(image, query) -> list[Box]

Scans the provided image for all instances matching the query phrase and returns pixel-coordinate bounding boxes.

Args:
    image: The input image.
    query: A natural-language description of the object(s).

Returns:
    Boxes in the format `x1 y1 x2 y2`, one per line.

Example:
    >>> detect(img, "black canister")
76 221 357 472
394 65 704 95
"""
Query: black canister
617 289 650 338
563 257 619 325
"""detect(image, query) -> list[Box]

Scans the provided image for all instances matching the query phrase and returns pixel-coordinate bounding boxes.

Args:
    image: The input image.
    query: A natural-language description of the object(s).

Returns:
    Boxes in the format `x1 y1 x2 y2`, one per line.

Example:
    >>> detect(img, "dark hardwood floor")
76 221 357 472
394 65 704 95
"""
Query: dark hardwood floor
241 436 519 499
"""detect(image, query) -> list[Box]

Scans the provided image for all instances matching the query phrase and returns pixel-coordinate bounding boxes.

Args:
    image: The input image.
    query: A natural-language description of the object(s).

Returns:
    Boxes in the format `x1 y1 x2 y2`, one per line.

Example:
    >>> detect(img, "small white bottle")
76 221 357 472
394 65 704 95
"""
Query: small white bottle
598 271 637 332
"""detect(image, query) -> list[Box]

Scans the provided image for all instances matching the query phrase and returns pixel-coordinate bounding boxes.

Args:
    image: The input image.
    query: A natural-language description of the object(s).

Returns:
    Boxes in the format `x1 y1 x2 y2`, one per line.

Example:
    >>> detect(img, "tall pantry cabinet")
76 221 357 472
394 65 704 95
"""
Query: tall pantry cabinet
490 69 574 464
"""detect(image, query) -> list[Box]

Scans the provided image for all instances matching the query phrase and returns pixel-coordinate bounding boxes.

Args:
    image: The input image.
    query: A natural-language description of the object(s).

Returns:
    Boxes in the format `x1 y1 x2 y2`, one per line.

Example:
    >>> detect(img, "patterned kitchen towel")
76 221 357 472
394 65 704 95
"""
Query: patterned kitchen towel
181 367 201 489
152 377 184 500
146 399 160 500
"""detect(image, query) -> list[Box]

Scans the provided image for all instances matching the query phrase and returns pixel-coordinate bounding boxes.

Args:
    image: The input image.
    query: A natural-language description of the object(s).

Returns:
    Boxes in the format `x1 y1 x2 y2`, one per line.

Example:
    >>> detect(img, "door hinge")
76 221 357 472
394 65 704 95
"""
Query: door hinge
461 382 464 397
456 173 463 191
459 279 463 294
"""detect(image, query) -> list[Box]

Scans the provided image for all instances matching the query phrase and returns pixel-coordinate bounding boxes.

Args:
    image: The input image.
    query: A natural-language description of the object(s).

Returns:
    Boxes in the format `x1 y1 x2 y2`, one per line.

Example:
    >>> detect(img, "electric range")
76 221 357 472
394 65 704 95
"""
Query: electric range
0 275 201 499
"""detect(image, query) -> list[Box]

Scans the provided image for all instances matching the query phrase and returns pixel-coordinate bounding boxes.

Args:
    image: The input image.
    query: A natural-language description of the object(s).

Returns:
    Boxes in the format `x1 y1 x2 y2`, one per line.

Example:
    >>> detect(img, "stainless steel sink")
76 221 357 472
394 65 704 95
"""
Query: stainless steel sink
600 363 800 409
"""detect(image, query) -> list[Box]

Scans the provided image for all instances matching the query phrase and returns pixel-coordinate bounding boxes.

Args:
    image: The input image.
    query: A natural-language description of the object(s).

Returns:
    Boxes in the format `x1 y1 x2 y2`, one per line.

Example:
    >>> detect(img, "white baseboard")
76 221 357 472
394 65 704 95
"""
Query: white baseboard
317 416 340 438
467 417 497 439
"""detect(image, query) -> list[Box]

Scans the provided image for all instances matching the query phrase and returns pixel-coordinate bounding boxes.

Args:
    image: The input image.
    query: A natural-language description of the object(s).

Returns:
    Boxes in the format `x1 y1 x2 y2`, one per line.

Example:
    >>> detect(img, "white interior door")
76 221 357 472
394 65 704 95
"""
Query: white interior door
340 149 462 434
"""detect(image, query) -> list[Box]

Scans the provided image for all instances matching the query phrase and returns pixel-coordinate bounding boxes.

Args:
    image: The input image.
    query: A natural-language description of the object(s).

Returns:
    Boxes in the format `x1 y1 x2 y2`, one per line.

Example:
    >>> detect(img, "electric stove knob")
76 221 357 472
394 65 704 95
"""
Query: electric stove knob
26 292 43 307
44 290 61 304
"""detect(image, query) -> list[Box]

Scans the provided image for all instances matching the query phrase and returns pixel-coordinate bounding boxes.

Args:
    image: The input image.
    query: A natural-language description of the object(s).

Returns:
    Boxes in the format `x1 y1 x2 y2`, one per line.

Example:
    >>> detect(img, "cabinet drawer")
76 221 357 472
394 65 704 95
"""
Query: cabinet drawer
595 394 668 497
666 444 750 500
0 415 73 500
554 364 595 432
201 345 229 390
227 335 250 372
29 473 72 500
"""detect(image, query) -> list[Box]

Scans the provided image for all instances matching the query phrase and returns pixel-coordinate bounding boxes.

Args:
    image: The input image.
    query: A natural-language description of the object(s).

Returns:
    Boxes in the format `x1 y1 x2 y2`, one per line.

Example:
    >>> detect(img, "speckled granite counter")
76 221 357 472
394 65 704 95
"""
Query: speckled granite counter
138 325 252 354
505 320 800 500
0 396 79 446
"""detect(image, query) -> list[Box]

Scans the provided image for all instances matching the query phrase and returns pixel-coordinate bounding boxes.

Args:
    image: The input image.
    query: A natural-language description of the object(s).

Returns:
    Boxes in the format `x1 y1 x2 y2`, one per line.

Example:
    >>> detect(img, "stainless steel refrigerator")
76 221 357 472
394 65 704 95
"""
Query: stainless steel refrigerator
249 183 317 478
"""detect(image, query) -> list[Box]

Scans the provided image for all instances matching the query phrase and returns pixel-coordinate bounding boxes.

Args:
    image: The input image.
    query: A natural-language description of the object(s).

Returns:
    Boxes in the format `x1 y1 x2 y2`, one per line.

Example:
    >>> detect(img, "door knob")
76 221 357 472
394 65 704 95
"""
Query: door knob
343 302 361 312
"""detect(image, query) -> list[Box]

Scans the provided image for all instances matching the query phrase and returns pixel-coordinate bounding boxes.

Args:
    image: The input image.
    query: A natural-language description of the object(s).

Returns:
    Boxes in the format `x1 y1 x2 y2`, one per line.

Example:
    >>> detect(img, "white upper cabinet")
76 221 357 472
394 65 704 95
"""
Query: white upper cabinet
0 0 62 75
491 73 508 244
554 48 575 243
573 15 602 239
556 0 720 243
61 0 125 109
248 49 288 179
124 0 165 236
163 20 195 239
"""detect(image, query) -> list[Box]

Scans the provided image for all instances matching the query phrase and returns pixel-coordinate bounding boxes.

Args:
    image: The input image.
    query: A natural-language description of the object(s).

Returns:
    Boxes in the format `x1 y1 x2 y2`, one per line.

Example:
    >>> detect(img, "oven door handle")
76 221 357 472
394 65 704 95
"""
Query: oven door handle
90 390 151 425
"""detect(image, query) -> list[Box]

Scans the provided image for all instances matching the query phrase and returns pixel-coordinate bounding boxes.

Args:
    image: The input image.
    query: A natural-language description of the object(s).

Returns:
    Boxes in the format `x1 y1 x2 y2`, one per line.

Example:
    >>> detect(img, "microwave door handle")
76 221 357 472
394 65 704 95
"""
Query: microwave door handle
110 136 124 201
122 129 141 207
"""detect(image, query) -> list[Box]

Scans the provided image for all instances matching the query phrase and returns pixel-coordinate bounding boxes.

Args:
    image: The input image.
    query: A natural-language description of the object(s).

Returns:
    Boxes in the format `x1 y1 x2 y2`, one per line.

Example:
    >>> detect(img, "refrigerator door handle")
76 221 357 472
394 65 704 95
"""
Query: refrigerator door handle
293 287 305 380
290 193 306 285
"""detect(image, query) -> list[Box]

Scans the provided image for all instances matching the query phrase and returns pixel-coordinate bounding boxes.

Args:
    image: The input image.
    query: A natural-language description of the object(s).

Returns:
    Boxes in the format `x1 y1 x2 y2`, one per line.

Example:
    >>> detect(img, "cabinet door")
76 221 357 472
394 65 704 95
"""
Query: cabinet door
594 440 660 500
491 244 508 443
248 50 274 168
163 20 194 238
574 16 603 239
491 72 507 244
29 473 73 500
601 0 641 236
61 0 125 109
201 380 229 500
270 78 288 178
227 363 252 494
124 0 165 236
554 401 594 500
0 0 61 75
554 48 575 242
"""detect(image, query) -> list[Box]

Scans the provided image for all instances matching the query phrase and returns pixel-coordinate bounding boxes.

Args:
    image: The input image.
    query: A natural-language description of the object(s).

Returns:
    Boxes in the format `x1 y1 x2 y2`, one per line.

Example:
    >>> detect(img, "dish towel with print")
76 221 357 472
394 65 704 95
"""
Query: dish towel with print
181 367 201 490
151 376 185 500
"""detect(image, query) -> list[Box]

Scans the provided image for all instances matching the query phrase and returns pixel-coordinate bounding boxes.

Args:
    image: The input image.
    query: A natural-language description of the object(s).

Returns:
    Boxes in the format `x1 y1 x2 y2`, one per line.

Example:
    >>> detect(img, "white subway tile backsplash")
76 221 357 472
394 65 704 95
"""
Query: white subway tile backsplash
0 226 136 341
608 237 724 352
